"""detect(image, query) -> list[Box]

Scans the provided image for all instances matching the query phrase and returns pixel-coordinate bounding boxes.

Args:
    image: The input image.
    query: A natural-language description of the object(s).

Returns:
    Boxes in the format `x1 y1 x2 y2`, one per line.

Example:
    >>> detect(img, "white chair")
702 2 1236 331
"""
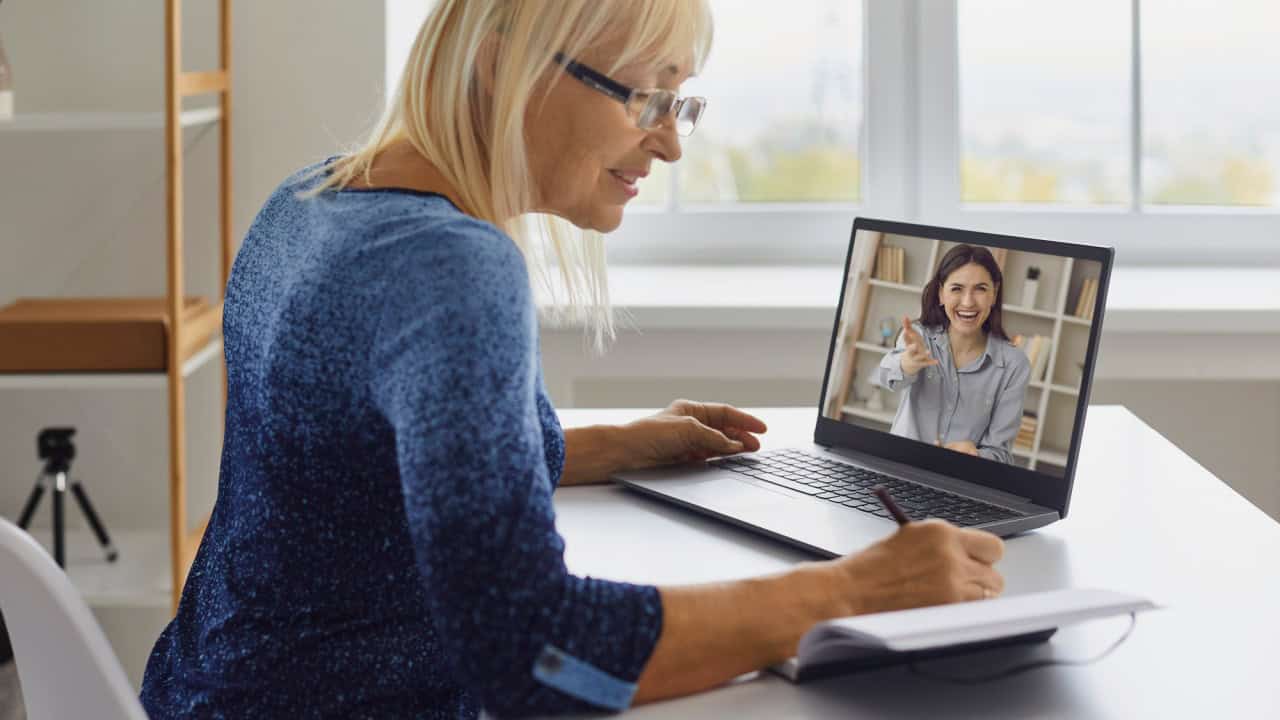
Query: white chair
0 517 147 720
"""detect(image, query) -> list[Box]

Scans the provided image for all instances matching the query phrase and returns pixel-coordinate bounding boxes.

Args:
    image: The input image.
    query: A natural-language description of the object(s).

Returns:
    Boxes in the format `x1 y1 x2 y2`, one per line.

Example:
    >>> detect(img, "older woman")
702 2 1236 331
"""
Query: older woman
877 244 1031 464
140 1 1005 717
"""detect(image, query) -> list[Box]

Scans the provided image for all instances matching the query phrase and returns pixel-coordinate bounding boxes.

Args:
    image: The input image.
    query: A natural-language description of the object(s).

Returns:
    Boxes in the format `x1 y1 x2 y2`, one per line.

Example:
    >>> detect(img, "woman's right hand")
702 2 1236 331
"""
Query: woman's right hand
898 315 940 377
830 519 1005 615
634 519 1005 704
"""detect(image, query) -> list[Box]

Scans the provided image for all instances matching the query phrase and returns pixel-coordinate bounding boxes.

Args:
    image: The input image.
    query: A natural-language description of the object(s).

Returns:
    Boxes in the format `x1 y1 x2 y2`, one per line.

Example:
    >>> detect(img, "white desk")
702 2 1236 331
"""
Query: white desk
551 406 1280 719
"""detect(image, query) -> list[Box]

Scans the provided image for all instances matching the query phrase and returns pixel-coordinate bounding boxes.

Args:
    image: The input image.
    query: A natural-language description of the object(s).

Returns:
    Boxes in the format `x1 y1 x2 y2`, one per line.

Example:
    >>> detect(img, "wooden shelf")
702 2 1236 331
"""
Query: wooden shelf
0 108 221 132
177 300 224 363
0 338 222 390
854 341 892 354
867 278 924 294
1037 447 1069 466
0 0 235 611
0 297 223 373
1003 303 1058 320
1062 314 1093 327
842 404 895 425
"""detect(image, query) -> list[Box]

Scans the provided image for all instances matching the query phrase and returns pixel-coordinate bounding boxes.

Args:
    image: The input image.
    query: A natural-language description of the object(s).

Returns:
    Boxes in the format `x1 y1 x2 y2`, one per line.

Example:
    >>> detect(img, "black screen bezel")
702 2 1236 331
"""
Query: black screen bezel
813 217 1114 516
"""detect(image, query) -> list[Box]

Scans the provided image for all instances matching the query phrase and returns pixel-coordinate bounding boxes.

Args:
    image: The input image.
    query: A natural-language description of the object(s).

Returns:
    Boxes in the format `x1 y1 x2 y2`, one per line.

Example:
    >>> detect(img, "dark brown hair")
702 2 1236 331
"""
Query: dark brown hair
919 244 1010 342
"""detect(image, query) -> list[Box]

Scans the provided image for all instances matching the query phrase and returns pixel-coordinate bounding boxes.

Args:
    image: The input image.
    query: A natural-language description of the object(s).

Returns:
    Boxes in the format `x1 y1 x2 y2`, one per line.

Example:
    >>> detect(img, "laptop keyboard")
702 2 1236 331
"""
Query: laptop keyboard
708 449 1022 527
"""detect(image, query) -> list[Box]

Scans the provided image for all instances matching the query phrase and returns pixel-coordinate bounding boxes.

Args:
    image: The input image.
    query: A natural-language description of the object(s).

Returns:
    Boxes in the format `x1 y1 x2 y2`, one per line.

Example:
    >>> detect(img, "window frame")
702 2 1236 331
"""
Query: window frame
608 0 1280 267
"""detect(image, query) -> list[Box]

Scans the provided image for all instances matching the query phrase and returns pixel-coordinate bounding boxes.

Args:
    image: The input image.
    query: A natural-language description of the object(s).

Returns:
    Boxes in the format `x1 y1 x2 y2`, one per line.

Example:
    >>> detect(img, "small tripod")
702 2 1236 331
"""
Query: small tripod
16 427 117 568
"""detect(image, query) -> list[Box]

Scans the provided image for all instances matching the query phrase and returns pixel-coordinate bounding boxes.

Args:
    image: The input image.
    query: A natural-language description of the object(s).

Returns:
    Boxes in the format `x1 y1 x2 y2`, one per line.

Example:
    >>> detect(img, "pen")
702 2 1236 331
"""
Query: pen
873 485 913 526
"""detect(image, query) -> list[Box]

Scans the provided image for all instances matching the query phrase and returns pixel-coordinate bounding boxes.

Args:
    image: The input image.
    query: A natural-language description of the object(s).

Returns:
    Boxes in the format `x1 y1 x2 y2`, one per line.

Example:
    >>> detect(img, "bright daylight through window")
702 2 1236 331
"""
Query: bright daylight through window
388 1 1279 263
959 1 1130 205
635 0 864 207
1142 0 1279 207
960 0 1280 208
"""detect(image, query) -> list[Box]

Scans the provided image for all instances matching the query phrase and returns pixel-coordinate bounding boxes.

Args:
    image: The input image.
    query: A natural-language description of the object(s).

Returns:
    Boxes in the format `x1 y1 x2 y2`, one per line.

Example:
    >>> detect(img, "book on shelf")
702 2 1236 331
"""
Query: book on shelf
874 245 906 284
1074 277 1098 320
1015 411 1038 449
1033 336 1052 382
1073 278 1088 316
1014 334 1053 383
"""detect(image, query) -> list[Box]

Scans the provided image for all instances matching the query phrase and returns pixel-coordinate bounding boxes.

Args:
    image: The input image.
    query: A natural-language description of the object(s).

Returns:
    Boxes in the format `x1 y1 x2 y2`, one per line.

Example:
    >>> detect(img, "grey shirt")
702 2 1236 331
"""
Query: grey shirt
875 322 1031 464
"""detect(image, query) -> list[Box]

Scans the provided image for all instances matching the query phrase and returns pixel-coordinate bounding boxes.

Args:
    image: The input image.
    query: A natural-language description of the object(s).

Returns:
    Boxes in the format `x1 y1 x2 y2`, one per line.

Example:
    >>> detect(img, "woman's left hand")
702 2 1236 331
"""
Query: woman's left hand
621 399 768 470
941 440 980 456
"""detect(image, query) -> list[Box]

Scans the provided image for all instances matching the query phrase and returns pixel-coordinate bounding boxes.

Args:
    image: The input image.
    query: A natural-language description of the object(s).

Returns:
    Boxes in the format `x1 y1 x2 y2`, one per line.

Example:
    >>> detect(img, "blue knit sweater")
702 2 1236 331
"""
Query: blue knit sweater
139 162 663 718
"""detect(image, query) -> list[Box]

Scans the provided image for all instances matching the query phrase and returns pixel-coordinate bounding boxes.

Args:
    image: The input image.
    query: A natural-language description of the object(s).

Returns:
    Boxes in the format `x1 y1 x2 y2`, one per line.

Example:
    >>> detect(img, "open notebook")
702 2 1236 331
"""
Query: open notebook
773 588 1157 683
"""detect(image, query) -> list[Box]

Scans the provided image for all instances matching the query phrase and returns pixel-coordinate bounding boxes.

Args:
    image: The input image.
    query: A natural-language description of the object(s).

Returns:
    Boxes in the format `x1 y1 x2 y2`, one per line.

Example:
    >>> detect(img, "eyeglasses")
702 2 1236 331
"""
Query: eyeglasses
552 52 706 137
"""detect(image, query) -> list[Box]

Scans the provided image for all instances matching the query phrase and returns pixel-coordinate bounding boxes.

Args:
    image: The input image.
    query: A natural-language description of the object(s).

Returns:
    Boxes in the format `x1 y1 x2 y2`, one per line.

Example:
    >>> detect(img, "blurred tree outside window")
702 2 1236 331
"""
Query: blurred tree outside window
1142 0 1279 206
959 0 1279 208
647 0 864 206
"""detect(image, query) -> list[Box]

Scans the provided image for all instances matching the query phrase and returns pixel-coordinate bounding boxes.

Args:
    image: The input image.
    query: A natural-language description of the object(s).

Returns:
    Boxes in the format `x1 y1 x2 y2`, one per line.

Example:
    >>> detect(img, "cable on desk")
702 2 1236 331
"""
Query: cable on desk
907 612 1138 685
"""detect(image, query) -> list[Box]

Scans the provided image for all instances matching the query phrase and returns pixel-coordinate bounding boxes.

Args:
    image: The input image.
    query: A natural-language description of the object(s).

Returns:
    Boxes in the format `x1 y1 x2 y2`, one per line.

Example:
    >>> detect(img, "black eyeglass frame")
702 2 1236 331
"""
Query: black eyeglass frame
552 51 705 136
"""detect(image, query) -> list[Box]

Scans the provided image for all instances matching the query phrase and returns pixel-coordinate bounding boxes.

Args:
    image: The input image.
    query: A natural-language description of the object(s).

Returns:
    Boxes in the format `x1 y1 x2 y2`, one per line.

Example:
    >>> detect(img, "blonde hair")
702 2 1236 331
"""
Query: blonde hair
309 0 713 349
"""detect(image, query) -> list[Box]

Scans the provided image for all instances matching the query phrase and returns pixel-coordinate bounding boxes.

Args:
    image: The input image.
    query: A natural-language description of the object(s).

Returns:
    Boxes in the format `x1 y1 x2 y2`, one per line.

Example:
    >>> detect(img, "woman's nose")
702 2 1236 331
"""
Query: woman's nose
643 115 683 163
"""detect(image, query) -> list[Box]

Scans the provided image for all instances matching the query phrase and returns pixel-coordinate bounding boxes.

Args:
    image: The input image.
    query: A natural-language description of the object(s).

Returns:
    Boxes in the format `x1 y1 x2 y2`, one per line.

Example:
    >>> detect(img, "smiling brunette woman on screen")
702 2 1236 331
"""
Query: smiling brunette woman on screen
139 2 1005 717
877 244 1032 464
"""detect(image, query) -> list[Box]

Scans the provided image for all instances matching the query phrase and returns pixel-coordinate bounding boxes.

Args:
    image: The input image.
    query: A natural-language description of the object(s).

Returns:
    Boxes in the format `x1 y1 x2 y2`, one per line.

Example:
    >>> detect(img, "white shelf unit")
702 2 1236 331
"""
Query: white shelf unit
831 232 1102 475
0 108 222 132
841 404 896 426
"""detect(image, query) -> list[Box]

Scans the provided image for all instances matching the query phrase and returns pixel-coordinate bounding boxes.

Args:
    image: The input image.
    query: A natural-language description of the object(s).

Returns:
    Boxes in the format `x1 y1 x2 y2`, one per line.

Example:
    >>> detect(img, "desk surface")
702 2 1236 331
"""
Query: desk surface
550 406 1280 719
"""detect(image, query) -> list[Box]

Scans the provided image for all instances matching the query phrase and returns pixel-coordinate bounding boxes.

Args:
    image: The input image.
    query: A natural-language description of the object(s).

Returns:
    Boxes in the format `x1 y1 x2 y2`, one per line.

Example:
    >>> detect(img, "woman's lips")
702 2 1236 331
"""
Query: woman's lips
610 169 646 183
609 170 640 198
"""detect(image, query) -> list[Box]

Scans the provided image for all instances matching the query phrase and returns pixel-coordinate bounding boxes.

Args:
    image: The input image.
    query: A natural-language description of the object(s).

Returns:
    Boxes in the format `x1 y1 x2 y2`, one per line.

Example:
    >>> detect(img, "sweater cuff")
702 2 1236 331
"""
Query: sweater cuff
532 644 638 711
517 580 663 714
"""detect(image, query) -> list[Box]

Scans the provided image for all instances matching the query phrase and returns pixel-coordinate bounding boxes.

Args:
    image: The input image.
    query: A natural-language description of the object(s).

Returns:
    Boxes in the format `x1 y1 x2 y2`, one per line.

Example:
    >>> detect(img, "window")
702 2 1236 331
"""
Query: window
1142 0 1280 207
958 1 1130 205
611 0 880 265
676 0 864 205
388 1 1280 266
955 0 1280 210
919 0 1278 266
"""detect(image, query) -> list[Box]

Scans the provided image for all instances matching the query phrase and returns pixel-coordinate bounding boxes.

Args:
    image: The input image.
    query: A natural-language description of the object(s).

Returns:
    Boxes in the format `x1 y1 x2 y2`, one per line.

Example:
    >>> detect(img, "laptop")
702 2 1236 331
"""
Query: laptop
613 217 1114 557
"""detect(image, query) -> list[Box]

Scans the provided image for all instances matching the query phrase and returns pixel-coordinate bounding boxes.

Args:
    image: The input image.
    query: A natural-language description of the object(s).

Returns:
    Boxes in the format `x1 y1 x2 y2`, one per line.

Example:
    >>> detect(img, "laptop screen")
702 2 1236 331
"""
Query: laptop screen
816 218 1112 515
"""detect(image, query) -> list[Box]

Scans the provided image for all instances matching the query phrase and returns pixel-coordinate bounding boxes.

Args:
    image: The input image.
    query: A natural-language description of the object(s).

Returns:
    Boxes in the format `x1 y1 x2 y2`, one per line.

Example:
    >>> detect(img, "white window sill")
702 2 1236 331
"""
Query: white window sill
566 266 1280 334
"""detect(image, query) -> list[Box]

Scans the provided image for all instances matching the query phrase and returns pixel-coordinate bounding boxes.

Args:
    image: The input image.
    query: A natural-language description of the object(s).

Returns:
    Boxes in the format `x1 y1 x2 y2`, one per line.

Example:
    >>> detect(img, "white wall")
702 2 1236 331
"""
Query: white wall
0 0 386 688
384 0 432 108
0 1 386 536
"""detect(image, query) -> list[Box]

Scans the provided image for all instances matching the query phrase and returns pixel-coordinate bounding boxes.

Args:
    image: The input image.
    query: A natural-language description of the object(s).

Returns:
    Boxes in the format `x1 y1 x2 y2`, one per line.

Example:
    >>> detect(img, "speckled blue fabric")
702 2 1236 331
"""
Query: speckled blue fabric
139 161 664 718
